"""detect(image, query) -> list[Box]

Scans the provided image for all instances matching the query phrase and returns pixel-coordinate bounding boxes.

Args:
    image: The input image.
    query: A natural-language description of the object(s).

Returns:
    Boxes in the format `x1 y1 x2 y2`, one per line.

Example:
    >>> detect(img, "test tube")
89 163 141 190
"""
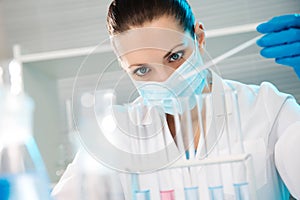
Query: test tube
129 103 152 200
208 185 225 200
206 164 224 200
232 160 250 199
200 92 225 200
158 170 175 200
184 186 200 200
131 173 140 200
129 104 142 200
222 90 251 199
134 189 151 200
157 136 175 200
156 101 176 200
173 97 199 200
234 182 250 200
158 171 175 200
185 99 200 200
231 160 250 200
160 189 175 200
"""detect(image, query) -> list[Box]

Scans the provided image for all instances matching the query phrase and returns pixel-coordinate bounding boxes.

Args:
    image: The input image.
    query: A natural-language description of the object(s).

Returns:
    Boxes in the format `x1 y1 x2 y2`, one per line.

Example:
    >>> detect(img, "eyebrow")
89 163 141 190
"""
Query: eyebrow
129 63 145 68
128 43 185 68
163 43 185 59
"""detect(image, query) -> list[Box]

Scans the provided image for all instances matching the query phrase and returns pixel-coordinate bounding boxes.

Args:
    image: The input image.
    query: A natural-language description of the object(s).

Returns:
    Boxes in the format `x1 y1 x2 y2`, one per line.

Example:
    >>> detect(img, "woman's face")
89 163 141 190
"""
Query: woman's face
111 16 196 82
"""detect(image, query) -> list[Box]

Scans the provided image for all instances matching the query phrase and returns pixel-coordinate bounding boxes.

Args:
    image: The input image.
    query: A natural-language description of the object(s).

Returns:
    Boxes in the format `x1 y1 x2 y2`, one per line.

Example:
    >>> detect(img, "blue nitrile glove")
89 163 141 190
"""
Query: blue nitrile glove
0 178 10 200
256 14 300 79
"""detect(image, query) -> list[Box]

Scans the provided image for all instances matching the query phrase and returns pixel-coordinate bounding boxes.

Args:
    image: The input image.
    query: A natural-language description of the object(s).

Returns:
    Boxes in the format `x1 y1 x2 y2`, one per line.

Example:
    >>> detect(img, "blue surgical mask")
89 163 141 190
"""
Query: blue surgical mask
133 42 208 115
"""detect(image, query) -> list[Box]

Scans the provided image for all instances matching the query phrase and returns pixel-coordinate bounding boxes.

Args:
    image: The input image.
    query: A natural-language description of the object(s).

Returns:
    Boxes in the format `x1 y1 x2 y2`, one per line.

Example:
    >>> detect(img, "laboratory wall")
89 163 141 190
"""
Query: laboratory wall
22 64 64 182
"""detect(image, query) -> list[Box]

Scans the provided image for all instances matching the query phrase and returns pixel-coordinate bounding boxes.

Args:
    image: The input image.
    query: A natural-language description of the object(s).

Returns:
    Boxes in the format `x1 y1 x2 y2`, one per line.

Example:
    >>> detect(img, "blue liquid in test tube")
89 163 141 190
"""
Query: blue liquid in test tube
208 185 224 200
234 182 250 200
184 186 199 200
134 189 151 200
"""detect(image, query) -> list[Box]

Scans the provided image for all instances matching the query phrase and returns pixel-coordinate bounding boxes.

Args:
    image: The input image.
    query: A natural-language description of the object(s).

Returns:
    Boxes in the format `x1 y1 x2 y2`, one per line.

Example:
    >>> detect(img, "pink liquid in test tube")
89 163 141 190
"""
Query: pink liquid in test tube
160 189 175 200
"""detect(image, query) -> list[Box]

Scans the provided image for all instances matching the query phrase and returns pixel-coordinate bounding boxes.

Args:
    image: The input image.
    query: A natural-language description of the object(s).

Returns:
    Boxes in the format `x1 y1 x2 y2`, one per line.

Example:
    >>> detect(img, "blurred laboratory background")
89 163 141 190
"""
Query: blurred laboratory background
0 0 299 184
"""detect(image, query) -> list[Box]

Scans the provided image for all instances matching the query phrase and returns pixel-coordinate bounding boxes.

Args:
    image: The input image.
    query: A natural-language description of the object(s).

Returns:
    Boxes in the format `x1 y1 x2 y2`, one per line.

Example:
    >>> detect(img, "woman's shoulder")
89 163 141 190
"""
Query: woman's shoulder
211 70 291 107
224 79 292 103
224 79 294 120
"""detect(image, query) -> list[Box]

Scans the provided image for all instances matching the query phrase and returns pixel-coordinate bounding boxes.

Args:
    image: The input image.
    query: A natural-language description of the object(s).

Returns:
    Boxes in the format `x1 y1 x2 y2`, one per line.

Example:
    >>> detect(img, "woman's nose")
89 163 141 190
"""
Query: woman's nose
153 65 175 82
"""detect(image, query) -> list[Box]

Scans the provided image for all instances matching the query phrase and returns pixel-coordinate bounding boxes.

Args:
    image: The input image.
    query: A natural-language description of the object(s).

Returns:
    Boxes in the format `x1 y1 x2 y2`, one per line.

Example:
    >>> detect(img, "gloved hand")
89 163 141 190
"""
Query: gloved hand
256 14 300 78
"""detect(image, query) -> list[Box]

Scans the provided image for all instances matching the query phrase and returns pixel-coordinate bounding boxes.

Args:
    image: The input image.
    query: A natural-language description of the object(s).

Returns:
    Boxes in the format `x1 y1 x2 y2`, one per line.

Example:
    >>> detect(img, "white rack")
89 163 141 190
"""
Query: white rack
170 153 251 169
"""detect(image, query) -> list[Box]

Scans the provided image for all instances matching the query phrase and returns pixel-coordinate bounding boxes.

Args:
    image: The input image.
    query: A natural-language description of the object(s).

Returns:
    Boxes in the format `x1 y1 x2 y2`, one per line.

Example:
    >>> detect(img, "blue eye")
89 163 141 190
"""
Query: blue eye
168 51 184 62
134 66 151 77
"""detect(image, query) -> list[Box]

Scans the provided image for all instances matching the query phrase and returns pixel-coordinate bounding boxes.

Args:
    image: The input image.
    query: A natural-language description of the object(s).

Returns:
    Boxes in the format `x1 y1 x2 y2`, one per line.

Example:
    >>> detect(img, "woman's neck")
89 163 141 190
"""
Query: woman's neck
166 83 211 151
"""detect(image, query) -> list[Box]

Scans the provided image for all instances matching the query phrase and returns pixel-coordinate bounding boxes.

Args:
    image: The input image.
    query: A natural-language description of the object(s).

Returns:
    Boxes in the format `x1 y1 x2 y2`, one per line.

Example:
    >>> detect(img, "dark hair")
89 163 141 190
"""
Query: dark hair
106 0 195 36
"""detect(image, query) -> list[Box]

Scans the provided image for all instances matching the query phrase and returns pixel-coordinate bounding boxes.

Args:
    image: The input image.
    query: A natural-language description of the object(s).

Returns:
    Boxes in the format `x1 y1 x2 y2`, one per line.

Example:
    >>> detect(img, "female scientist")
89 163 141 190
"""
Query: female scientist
52 0 300 199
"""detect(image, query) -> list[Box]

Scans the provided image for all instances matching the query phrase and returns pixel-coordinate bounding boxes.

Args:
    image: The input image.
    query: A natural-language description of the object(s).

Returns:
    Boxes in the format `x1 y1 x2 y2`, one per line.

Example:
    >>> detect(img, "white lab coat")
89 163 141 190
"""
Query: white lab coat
52 72 300 200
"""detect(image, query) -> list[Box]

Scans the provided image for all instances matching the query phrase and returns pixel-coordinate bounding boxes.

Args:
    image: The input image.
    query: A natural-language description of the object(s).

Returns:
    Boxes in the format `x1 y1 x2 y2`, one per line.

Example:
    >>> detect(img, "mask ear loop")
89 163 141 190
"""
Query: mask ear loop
200 27 223 80
193 26 212 93
194 25 223 82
